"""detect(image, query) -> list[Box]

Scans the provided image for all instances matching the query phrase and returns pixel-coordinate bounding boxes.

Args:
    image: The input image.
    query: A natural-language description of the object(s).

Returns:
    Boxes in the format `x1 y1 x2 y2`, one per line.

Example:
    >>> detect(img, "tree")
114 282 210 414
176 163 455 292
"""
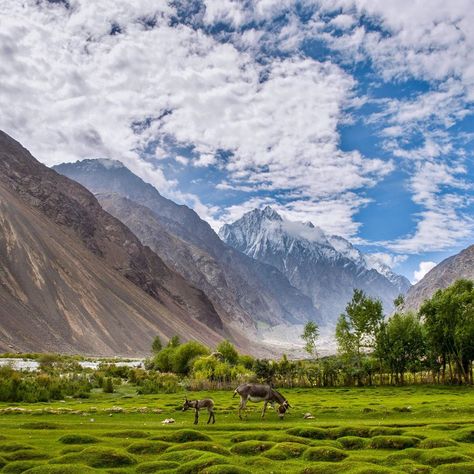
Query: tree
419 279 474 384
167 335 181 348
103 377 114 393
151 336 163 354
394 294 405 310
376 312 425 384
336 289 383 384
216 340 239 365
171 341 210 375
301 321 320 359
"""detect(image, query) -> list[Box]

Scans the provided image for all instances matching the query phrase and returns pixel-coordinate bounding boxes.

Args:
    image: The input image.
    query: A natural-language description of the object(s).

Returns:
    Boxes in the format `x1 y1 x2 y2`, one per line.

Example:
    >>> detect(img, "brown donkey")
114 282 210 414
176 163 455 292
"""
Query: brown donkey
182 396 216 424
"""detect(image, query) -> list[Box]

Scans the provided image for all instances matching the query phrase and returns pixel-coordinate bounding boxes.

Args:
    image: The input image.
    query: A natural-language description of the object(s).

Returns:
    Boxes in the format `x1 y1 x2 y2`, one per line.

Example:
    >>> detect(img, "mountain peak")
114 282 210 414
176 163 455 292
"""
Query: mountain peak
260 205 283 221
76 158 125 170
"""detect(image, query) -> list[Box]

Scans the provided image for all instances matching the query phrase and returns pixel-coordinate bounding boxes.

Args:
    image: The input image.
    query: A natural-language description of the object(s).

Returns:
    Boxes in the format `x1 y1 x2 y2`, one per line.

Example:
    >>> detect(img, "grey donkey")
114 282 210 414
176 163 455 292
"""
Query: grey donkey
182 396 216 424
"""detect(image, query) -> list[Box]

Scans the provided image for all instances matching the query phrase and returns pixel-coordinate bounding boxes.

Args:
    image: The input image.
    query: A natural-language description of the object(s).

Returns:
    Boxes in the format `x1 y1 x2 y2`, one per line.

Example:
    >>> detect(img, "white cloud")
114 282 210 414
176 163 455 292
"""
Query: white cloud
366 252 408 270
413 261 437 284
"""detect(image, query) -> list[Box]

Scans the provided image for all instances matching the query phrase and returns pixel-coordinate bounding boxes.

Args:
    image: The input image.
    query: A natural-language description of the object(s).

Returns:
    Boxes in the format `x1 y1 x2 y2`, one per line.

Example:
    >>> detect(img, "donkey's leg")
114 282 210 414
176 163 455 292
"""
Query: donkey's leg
239 397 247 420
207 408 212 424
212 410 216 424
194 408 199 425
261 401 268 418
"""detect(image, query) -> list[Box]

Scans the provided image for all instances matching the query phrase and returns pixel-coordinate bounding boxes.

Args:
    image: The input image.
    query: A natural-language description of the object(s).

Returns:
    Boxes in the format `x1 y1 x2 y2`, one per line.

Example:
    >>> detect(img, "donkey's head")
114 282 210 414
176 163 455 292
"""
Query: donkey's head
277 400 291 419
182 396 194 411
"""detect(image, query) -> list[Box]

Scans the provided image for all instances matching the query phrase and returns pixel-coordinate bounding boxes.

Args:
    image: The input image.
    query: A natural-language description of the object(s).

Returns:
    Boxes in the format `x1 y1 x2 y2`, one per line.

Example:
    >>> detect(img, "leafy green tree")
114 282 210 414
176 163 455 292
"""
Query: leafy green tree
103 377 114 393
171 341 209 375
151 347 175 372
336 289 383 384
216 340 239 365
419 279 474 384
301 321 320 358
253 359 276 384
394 294 405 310
151 336 163 354
376 312 425 384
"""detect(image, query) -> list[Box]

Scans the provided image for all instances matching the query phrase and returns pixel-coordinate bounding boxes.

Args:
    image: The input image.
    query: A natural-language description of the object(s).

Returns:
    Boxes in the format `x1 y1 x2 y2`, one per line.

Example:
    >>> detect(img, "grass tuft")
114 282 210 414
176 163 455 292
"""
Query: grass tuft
328 426 371 439
126 441 170 455
20 423 62 430
200 466 251 474
2 461 44 473
337 436 368 450
287 427 327 439
229 432 270 443
230 441 275 455
5 450 50 461
452 427 474 443
136 461 180 473
48 446 136 468
419 438 458 449
58 434 99 445
433 462 474 473
175 453 229 474
262 442 308 460
302 446 347 462
368 436 420 449
21 466 97 473
103 430 149 438
0 444 34 453
153 430 211 443
165 441 230 456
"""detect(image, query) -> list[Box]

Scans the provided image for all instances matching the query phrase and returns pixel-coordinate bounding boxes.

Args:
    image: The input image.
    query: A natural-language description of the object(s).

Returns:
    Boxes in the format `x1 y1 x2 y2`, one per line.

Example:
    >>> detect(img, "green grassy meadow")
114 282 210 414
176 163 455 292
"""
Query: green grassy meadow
0 385 473 473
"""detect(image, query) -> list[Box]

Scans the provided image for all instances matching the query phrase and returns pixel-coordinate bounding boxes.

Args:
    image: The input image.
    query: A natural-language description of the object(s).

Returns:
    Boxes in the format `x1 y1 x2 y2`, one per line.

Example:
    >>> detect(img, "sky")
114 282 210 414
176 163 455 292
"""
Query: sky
1 0 473 282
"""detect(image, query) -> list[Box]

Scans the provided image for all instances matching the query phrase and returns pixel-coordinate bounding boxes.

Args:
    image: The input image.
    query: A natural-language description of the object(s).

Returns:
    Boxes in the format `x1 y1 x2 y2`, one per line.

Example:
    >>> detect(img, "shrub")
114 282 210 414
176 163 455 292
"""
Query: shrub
103 377 114 393
230 441 275 455
303 447 347 462
136 373 180 394
172 342 210 375
58 434 99 445
368 436 419 449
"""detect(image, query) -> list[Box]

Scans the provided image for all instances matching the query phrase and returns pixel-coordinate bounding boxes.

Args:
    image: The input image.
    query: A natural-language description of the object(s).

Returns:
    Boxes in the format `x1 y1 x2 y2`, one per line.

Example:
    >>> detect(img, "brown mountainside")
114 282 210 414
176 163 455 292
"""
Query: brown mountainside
0 131 248 355
404 244 474 311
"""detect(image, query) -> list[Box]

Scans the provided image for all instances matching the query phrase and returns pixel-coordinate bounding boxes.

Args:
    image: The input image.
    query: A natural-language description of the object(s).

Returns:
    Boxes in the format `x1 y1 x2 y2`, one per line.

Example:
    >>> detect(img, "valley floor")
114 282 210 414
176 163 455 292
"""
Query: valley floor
0 386 473 473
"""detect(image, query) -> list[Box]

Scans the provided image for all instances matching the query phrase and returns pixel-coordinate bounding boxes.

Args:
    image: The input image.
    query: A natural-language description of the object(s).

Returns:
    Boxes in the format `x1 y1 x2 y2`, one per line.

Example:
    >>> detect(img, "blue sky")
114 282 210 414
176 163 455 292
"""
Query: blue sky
1 0 473 282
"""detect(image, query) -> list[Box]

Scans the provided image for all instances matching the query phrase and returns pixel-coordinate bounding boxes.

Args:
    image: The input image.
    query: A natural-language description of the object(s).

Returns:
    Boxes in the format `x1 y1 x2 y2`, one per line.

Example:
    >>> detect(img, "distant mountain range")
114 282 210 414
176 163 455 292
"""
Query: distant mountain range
219 207 411 323
404 244 474 311
53 160 320 336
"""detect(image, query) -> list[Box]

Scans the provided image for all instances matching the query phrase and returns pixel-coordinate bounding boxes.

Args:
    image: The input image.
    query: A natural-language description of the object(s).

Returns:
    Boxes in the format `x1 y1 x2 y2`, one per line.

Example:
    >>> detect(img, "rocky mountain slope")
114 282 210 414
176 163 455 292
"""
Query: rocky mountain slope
54 160 320 329
404 244 474 311
0 131 240 355
219 207 411 323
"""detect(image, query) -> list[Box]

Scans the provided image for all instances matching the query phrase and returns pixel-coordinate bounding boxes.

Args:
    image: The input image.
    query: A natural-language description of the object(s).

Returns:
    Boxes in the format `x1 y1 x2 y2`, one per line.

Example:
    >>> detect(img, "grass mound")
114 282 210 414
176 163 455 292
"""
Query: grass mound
268 434 313 445
49 446 136 468
103 430 149 438
328 426 371 439
418 449 473 467
201 466 251 474
165 441 230 456
429 424 460 431
230 441 275 455
127 441 170 455
368 427 404 436
0 456 6 469
287 427 327 439
5 450 50 461
262 442 308 460
453 427 474 443
368 436 419 449
300 461 351 473
433 462 474 473
229 433 270 443
419 438 458 449
155 430 211 443
58 435 99 445
0 444 34 453
2 460 44 473
22 465 98 473
303 446 347 462
136 461 180 473
337 436 368 450
175 453 229 474
20 423 62 431
159 449 206 463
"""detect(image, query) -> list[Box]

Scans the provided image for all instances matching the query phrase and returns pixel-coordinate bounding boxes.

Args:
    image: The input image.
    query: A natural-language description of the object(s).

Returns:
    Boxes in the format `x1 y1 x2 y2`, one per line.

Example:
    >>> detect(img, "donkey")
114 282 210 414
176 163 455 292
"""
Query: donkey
182 396 216 424
233 383 291 420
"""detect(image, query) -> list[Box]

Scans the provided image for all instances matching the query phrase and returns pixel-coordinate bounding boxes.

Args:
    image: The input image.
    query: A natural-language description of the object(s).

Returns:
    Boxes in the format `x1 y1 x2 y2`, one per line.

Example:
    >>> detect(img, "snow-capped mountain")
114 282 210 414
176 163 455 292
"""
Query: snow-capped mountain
219 206 411 324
